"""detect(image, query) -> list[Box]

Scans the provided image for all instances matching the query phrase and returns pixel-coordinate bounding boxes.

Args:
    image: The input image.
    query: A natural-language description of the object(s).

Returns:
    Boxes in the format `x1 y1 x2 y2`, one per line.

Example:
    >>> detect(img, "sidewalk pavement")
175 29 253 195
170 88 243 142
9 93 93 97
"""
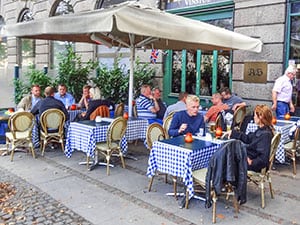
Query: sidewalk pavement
0 142 300 225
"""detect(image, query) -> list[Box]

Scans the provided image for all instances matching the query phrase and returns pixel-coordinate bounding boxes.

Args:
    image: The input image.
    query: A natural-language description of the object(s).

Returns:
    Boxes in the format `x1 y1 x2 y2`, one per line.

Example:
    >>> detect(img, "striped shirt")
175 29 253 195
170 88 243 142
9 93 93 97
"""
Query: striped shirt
136 94 157 119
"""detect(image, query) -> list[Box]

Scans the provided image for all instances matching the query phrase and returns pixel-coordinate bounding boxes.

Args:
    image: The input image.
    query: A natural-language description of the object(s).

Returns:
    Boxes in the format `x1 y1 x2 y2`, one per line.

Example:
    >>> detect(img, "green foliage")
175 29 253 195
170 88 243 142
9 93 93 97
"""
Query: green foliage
93 57 155 104
13 65 53 104
54 44 98 102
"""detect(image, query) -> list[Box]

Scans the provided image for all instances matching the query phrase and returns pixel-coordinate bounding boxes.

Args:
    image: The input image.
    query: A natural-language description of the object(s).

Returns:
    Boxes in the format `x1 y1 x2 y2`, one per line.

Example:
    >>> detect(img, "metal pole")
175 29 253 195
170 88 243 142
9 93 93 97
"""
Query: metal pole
43 65 48 74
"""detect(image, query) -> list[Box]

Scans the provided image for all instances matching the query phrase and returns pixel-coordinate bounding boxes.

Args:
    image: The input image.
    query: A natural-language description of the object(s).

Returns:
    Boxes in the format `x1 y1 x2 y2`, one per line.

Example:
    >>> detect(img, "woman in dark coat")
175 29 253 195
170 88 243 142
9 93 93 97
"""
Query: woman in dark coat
77 87 114 120
228 104 275 172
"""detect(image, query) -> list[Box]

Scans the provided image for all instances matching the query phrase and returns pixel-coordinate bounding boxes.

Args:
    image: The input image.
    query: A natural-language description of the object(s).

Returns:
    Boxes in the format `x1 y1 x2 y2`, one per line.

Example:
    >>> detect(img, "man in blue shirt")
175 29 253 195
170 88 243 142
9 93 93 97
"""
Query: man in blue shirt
219 87 246 111
54 84 75 109
168 95 205 137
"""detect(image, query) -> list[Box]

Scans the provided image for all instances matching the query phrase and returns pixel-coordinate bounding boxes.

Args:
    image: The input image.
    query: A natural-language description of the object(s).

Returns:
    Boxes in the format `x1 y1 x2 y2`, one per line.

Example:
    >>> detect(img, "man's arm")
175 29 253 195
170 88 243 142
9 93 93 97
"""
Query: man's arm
271 90 278 111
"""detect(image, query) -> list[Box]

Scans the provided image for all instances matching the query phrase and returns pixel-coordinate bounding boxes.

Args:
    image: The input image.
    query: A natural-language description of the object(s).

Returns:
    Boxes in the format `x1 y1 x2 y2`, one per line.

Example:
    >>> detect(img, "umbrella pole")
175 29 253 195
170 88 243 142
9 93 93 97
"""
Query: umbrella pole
128 41 135 118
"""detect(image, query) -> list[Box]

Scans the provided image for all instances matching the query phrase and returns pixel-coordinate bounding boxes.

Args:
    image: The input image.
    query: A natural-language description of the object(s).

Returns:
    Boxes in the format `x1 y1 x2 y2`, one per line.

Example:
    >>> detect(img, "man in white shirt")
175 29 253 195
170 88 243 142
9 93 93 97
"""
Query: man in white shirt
17 84 43 111
272 65 297 117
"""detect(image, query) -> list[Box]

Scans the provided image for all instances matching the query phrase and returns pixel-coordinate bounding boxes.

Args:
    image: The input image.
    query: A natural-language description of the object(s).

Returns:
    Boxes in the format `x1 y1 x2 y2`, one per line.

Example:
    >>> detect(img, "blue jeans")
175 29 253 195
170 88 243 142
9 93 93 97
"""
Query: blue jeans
276 101 289 117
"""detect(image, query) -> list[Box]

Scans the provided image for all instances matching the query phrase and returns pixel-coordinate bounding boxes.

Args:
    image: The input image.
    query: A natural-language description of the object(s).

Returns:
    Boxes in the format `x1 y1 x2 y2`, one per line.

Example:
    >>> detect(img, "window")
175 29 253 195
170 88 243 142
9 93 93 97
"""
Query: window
50 0 74 69
0 16 7 69
17 8 35 68
288 1 300 65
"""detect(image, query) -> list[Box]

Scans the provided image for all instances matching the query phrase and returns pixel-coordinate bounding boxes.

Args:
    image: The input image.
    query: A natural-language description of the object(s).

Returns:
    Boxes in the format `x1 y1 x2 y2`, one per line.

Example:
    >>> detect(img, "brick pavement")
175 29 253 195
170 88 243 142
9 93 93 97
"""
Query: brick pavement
0 165 92 225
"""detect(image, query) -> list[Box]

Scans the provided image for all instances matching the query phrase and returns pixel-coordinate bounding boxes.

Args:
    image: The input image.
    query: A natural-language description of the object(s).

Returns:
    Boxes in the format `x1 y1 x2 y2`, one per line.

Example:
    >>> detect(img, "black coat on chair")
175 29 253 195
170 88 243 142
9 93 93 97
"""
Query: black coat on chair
205 140 248 208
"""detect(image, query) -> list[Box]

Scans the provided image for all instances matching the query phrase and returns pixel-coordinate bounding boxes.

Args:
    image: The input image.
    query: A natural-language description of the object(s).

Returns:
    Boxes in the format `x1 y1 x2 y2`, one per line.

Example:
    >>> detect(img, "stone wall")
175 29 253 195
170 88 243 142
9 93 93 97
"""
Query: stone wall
232 0 286 108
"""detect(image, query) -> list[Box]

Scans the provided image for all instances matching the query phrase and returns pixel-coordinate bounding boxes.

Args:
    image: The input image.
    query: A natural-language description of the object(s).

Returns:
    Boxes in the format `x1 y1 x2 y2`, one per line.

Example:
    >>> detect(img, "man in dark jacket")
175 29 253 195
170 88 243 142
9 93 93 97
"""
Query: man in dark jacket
31 86 69 121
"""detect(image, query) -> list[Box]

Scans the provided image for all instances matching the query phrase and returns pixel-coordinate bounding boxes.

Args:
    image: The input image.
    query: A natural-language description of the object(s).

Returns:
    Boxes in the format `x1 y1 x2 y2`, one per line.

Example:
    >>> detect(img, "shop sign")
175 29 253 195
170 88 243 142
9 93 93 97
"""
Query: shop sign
166 0 227 9
244 62 267 83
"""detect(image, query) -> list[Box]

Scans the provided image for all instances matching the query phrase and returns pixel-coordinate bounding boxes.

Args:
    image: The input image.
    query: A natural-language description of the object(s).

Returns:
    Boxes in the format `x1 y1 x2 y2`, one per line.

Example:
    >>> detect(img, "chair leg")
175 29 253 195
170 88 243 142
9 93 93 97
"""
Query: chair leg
41 140 47 156
106 155 111 175
267 174 274 199
260 181 265 209
292 152 296 175
185 190 189 209
10 146 15 162
212 191 217 223
60 139 64 153
164 174 168 183
29 143 35 159
119 153 126 169
172 176 177 200
232 196 239 218
148 176 155 192
87 156 90 170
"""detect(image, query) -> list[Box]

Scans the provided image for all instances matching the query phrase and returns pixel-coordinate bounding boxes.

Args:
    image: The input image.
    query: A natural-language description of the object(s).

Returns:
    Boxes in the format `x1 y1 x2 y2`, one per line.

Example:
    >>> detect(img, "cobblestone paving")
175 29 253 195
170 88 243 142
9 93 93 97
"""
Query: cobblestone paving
0 166 92 225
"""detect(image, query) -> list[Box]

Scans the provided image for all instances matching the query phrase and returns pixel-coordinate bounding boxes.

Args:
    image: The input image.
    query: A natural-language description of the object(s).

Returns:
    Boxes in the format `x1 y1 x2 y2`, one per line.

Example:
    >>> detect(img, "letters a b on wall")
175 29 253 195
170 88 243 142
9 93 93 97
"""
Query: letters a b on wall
243 62 267 83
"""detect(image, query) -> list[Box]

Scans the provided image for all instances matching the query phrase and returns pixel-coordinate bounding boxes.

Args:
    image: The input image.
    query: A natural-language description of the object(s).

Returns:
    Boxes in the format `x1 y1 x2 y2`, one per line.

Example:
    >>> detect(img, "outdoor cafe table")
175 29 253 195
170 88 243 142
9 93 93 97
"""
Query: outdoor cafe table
146 135 223 198
246 120 293 163
65 117 148 159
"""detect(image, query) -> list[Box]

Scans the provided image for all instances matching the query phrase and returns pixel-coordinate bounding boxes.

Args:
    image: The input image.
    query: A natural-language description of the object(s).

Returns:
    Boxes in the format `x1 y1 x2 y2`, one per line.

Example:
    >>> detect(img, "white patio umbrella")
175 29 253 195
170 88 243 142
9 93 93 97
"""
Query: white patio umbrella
1 1 262 117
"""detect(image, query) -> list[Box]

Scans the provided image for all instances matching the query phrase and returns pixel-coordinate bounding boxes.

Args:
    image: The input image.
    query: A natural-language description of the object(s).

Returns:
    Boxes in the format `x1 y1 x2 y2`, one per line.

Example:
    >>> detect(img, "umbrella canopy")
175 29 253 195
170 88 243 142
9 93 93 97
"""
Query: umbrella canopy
1 1 263 117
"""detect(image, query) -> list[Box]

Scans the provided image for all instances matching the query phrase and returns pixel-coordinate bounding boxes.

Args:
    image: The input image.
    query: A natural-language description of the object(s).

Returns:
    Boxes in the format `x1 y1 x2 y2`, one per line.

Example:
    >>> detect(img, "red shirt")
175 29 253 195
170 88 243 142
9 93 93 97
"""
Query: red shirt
206 104 229 122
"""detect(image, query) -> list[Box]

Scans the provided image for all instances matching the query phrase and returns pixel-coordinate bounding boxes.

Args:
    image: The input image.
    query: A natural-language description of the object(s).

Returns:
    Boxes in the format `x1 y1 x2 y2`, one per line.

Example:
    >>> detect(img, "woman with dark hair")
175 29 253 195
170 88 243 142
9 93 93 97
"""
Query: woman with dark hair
227 104 275 172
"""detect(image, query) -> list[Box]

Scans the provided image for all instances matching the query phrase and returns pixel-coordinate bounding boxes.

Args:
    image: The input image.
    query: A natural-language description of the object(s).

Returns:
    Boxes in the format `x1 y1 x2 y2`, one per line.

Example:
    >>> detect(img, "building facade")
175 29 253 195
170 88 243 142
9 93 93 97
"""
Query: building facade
0 0 298 111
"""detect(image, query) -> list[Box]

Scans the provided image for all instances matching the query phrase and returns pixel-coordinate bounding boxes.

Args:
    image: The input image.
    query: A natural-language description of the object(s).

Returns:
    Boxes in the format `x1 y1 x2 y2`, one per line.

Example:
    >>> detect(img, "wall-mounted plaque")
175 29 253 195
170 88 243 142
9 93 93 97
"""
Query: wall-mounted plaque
244 62 267 83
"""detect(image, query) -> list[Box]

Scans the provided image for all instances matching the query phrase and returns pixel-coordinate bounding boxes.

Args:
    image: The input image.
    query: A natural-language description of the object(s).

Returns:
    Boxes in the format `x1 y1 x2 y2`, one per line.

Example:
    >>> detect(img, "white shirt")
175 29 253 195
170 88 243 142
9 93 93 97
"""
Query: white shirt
273 75 293 103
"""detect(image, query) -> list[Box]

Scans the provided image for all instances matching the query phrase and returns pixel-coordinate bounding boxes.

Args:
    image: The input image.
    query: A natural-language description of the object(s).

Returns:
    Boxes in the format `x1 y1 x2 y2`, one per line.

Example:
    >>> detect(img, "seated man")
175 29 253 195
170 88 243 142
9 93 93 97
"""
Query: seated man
136 84 161 124
78 85 91 109
17 84 43 111
168 95 205 137
163 92 188 119
204 93 229 123
54 84 75 109
31 86 69 121
219 87 246 111
152 87 167 120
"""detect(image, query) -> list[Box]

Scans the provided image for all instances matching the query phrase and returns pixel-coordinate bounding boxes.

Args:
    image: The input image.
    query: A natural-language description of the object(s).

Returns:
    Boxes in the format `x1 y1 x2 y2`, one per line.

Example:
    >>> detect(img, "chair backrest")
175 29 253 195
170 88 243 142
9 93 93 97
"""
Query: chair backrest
114 103 124 118
146 123 166 150
267 132 281 173
163 113 173 138
90 105 110 120
291 127 300 149
232 106 246 129
40 109 66 135
8 111 35 134
106 117 127 148
133 104 138 118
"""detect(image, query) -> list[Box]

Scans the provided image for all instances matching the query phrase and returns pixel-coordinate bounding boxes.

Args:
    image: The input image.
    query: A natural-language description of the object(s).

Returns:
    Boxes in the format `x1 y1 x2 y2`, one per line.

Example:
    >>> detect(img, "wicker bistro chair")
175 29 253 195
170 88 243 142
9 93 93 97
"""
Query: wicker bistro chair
90 105 110 120
283 127 300 175
94 117 127 175
232 106 246 130
40 109 66 156
5 112 36 161
162 113 173 139
114 103 124 118
147 123 180 199
247 132 281 208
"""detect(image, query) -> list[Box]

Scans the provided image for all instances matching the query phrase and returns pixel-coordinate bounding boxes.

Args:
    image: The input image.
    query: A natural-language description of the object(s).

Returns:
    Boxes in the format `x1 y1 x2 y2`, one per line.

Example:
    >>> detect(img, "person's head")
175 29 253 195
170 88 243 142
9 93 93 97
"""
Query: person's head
152 87 162 99
44 86 55 97
82 85 91 97
140 84 152 97
284 65 297 80
219 87 232 100
254 104 273 127
31 84 41 97
186 95 200 116
89 87 101 100
57 84 68 96
211 93 222 105
178 92 188 103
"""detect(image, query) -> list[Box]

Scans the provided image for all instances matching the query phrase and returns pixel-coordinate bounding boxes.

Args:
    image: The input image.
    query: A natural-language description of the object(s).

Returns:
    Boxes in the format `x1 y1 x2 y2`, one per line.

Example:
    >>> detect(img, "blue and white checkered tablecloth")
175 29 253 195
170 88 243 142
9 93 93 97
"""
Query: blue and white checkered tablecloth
146 136 220 198
246 121 293 163
65 121 127 158
125 118 148 141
